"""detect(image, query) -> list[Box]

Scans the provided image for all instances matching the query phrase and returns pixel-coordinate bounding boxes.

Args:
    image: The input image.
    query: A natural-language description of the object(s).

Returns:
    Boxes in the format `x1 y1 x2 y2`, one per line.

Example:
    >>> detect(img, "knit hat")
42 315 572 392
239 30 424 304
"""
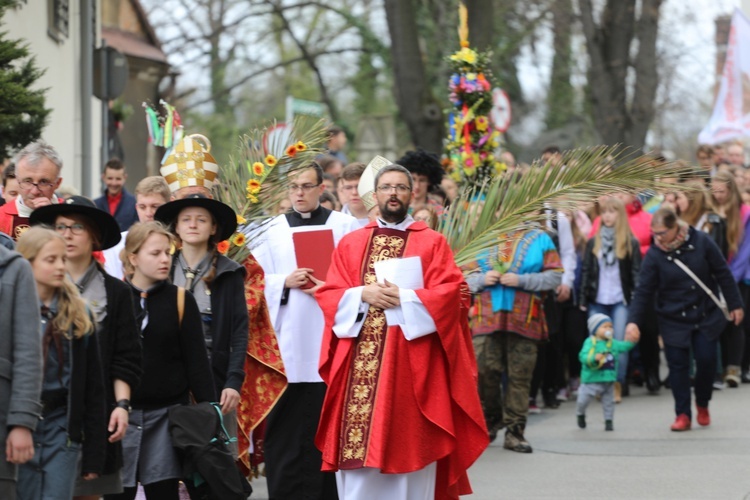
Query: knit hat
587 313 612 336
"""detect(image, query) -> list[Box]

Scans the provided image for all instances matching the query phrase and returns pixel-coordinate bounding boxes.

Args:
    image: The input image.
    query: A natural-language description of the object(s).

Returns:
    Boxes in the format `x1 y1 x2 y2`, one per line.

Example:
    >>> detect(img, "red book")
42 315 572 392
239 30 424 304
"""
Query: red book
293 229 335 289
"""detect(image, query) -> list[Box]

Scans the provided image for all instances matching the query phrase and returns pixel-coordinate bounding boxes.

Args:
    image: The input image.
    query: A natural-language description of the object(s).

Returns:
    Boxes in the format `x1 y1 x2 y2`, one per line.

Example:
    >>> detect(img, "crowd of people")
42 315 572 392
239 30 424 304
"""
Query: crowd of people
1 129 749 500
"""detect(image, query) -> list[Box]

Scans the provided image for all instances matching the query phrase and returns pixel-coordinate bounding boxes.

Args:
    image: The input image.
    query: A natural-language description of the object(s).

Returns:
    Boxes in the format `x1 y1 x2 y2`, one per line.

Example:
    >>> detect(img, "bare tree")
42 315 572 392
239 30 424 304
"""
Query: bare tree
579 0 663 151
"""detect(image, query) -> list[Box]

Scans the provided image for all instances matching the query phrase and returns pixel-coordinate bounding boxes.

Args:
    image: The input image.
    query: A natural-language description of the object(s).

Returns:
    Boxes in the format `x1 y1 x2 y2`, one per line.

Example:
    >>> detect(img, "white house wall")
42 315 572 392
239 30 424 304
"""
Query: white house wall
4 0 102 198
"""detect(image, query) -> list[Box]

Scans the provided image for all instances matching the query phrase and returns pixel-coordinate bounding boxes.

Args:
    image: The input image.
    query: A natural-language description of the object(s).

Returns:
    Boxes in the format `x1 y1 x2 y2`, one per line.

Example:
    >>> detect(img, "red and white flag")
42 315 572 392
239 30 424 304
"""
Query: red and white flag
699 9 750 145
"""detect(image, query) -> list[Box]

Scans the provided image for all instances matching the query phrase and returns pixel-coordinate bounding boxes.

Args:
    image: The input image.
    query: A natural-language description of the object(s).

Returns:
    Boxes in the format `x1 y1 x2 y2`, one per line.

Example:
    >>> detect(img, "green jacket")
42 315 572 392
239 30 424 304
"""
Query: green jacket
579 336 635 384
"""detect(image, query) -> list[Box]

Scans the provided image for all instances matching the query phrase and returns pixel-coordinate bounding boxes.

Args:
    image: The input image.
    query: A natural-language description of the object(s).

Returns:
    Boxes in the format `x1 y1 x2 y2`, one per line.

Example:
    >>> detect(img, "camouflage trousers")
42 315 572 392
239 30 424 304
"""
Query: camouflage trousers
473 332 538 434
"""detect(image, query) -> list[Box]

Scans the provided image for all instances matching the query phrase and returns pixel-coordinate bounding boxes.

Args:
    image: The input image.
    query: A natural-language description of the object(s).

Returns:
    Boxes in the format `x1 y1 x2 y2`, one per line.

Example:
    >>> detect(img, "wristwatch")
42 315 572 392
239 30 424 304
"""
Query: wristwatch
115 399 132 414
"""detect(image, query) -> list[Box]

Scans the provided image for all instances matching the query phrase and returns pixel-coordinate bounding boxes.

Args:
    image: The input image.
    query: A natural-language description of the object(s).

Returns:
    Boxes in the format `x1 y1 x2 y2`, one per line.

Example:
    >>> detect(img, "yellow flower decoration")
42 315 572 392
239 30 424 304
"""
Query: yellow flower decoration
231 233 246 247
246 193 259 203
252 162 265 176
285 145 298 158
236 214 247 225
295 141 307 152
246 179 261 194
475 116 489 132
265 154 277 167
217 241 230 255
450 47 477 65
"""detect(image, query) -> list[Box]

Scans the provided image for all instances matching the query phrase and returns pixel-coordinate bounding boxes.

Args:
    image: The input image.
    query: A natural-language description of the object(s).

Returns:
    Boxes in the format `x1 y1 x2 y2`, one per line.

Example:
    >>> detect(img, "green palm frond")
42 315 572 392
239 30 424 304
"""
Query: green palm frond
213 116 328 261
443 145 697 267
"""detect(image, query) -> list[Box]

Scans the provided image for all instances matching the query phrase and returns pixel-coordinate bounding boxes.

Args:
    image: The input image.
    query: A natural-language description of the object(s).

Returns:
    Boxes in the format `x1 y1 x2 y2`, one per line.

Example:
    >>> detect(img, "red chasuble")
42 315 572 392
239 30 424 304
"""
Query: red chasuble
315 221 489 500
0 201 30 240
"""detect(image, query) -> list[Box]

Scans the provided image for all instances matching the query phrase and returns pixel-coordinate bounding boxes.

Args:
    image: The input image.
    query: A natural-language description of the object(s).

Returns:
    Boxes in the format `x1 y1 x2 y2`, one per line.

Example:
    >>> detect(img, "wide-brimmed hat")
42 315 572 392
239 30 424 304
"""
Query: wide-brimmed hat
154 194 237 242
30 196 122 250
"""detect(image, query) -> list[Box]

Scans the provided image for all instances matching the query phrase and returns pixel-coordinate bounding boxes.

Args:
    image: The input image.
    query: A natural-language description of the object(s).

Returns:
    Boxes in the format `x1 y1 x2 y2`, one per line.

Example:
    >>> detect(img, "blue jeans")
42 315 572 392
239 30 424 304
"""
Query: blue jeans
588 302 629 383
664 331 717 417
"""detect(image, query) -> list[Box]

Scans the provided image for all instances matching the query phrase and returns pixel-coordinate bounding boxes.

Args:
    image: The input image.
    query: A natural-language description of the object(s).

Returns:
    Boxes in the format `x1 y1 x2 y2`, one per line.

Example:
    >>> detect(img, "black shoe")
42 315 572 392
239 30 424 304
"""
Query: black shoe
646 369 661 394
663 377 671 389
605 420 614 431
577 415 586 429
543 396 560 409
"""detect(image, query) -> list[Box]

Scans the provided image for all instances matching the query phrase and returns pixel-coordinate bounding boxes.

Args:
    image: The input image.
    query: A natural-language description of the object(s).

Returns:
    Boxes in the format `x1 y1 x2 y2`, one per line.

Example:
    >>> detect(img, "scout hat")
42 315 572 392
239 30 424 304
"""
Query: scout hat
154 194 237 242
30 196 122 250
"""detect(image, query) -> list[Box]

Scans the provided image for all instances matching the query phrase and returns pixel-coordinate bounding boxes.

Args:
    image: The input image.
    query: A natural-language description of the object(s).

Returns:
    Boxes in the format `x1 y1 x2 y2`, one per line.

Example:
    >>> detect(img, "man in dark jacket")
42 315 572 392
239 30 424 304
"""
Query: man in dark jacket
94 158 138 231
0 245 43 499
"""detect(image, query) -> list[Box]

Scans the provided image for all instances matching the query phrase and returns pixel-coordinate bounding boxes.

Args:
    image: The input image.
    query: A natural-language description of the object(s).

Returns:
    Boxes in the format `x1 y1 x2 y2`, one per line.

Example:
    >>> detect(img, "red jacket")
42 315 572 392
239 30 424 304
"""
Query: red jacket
589 202 652 257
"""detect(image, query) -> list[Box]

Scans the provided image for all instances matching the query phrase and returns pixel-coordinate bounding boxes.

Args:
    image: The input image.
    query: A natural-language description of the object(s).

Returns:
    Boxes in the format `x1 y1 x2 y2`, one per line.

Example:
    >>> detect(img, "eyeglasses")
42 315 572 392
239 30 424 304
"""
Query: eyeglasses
376 184 411 194
19 179 57 191
288 183 320 193
55 223 86 235
651 228 672 237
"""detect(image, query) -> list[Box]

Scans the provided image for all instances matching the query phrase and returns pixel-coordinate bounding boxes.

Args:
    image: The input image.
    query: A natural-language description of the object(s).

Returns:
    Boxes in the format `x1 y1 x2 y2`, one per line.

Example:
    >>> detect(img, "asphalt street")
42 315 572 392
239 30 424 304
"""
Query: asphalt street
248 380 750 499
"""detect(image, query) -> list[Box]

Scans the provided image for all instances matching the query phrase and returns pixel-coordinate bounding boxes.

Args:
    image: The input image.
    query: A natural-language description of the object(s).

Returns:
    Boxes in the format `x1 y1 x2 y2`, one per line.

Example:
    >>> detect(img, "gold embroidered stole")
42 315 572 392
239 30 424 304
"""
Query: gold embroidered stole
338 228 409 469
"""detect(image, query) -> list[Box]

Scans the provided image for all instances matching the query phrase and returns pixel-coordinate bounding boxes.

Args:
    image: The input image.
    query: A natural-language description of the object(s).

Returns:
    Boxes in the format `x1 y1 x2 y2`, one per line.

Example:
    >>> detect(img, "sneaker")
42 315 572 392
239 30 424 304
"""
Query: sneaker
528 399 541 414
577 415 586 429
713 379 725 390
742 371 750 384
503 430 533 453
696 406 710 426
670 414 691 432
725 366 741 388
605 420 614 431
556 388 568 402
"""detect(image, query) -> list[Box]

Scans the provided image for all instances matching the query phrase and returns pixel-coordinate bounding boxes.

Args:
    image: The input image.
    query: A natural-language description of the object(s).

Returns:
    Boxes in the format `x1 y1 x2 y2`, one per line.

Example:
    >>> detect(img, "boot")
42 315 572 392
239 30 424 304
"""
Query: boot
503 427 533 453
577 415 586 429
605 420 614 431
645 368 661 394
614 382 622 404
725 365 741 388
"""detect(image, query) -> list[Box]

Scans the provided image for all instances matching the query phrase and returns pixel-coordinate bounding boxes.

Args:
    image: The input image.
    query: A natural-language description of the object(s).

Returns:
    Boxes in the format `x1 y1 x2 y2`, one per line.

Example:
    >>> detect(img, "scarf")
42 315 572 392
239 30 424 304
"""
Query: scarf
128 279 168 334
654 220 690 253
600 226 617 266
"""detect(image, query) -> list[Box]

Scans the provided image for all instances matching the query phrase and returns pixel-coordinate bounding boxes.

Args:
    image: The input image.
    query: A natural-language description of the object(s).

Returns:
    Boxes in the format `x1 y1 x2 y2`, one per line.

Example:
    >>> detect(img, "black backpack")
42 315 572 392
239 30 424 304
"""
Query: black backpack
168 402 252 500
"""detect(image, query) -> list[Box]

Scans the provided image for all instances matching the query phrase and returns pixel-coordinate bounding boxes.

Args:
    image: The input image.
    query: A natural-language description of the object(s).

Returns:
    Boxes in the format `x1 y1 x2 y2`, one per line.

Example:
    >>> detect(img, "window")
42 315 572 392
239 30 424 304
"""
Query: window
47 0 69 42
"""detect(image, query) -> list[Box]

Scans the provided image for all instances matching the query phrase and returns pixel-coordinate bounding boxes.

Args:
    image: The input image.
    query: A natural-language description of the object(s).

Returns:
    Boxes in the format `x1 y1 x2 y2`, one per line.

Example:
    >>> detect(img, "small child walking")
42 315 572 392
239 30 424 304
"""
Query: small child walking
576 313 637 431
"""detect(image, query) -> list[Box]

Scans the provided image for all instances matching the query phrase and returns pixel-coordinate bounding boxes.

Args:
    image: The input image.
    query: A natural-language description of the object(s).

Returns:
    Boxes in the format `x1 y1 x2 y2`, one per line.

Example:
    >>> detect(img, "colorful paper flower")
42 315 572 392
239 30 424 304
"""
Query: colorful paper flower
236 214 247 225
295 141 307 152
217 240 230 254
265 154 277 167
450 47 477 65
475 116 489 132
246 193 259 203
252 162 265 176
246 179 261 194
231 233 246 247
285 145 298 158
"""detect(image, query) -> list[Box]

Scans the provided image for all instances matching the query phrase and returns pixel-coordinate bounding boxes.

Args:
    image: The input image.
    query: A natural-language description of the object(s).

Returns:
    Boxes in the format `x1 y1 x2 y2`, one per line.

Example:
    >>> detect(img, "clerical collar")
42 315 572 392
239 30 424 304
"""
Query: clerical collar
377 215 415 231
291 204 322 219
285 204 332 227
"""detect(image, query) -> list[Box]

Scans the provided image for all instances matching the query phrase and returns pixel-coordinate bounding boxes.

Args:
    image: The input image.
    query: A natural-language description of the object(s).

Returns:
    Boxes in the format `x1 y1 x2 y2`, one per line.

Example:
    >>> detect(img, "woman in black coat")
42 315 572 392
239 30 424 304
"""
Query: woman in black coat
627 208 743 432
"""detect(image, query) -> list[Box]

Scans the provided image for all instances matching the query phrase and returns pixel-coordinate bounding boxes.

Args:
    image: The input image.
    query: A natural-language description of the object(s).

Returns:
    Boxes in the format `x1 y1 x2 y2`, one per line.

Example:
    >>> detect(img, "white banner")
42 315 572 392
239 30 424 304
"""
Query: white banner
698 9 750 145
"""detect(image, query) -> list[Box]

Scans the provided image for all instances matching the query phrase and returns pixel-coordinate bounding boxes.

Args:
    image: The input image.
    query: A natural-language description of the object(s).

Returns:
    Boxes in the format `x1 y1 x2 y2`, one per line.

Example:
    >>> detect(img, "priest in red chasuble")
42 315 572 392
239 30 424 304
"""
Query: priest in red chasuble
315 164 488 500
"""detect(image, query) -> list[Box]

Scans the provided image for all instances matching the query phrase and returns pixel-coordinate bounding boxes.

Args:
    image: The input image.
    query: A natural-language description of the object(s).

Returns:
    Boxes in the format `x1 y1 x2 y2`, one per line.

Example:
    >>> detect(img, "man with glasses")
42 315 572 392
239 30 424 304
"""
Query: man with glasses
251 161 358 500
315 163 487 499
0 141 63 241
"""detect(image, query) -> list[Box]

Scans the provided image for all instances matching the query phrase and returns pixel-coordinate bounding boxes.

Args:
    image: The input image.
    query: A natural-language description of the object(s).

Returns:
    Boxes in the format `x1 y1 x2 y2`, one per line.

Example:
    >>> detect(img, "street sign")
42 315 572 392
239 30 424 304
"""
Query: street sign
93 46 128 101
490 88 512 133
285 96 327 124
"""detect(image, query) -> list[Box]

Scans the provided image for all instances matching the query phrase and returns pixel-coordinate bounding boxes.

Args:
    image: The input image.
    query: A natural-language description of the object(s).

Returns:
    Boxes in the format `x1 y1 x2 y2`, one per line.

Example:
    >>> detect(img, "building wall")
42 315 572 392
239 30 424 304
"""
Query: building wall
4 0 103 198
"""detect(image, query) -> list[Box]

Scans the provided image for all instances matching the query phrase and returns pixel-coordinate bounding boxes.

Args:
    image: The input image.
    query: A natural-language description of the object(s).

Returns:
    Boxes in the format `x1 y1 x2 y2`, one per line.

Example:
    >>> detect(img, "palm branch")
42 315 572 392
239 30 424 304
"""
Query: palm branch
213 116 328 261
442 145 696 268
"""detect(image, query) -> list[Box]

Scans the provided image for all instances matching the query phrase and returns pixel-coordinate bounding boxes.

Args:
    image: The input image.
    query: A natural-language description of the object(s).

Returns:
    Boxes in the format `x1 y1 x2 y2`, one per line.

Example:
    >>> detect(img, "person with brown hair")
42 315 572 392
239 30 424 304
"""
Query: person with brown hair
15 227 106 500
155 196 248 437
627 208 743 431
325 126 348 165
338 162 369 226
711 170 750 260
29 197 142 499
112 221 215 500
94 158 138 232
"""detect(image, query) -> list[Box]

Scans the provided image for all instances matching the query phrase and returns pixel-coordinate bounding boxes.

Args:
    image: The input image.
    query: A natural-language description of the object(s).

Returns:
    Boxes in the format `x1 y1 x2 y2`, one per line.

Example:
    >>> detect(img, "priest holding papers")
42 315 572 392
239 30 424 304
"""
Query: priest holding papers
315 163 488 500
252 161 358 499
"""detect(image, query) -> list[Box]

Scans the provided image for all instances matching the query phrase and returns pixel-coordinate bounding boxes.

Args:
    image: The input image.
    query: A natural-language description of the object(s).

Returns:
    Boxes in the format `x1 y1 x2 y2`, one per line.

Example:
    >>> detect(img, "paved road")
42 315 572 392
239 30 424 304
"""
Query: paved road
248 381 750 499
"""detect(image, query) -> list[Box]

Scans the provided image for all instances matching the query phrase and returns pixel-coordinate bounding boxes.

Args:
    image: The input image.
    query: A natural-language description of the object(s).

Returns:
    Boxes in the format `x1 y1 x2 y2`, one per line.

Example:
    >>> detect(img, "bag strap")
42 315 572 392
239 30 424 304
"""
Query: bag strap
177 286 185 328
671 257 729 315
209 402 237 445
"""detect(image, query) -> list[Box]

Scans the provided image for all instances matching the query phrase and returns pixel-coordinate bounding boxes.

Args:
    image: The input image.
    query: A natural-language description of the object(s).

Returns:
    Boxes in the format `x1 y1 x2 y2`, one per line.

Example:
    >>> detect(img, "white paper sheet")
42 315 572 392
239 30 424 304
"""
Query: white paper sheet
373 257 424 325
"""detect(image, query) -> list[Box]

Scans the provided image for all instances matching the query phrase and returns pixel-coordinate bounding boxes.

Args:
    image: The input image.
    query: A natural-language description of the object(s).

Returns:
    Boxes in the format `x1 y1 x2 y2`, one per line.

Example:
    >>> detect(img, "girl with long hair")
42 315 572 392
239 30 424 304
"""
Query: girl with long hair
710 171 749 260
29 197 142 499
154 196 248 435
580 197 641 402
109 222 215 500
15 227 106 500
